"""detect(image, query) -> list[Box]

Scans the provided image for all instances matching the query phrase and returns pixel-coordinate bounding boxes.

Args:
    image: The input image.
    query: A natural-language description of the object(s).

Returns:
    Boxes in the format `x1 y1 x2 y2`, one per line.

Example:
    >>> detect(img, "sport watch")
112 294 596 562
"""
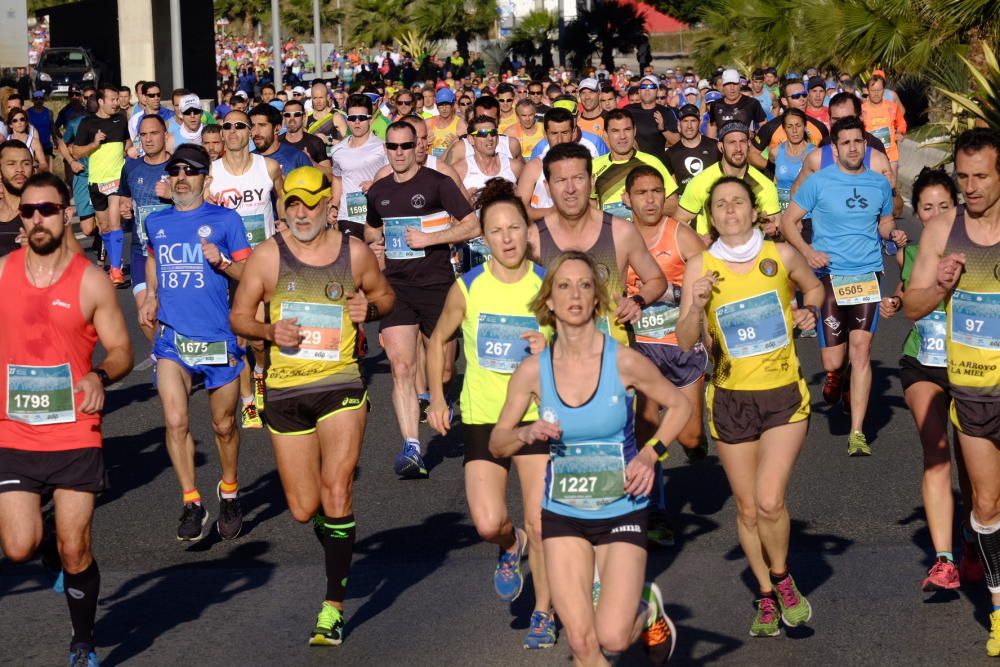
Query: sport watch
645 437 669 462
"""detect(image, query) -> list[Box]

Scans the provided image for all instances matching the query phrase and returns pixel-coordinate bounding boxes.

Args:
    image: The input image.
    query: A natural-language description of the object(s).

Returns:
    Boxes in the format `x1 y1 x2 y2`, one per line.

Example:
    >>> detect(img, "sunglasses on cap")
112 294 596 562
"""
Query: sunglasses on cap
639 83 657 90
166 164 207 176
283 111 304 118
385 141 415 150
19 202 65 218
222 121 250 130
470 128 498 138
346 114 371 122
788 91 808 99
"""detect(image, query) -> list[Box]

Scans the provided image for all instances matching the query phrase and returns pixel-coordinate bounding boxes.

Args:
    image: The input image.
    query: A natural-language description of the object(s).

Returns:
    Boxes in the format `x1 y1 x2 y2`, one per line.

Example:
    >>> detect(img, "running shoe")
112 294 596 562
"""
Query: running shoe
216 482 244 541
822 370 844 405
176 502 208 542
68 645 99 667
774 573 812 627
641 582 677 663
683 440 708 464
108 267 127 288
393 440 428 478
523 610 557 649
988 610 1000 657
648 512 675 547
960 539 985 585
253 372 265 412
922 557 960 592
309 602 345 646
847 431 870 456
241 401 262 429
494 528 527 601
750 595 781 637
418 393 431 424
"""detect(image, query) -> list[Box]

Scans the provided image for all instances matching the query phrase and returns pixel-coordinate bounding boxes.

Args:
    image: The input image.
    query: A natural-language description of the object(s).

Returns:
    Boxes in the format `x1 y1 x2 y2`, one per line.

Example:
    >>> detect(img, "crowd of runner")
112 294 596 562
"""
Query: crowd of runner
0 51 997 667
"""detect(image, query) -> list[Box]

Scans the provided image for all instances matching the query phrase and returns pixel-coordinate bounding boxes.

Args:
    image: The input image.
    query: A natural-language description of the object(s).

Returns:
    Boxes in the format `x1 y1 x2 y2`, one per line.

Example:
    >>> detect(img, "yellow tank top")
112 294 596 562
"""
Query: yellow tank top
429 115 460 157
945 207 1000 400
509 122 544 158
457 261 546 424
702 240 800 390
265 233 362 395
498 112 518 135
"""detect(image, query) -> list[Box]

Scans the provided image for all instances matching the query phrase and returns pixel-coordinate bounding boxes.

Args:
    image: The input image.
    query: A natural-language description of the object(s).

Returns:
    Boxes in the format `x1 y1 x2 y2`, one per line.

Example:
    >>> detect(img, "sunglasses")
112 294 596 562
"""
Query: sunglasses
146 92 161 98
346 114 371 122
385 141 415 150
788 92 808 99
396 99 414 105
283 111 304 118
471 128 498 137
459 100 472 106
656 95 667 100
166 164 206 176
528 90 542 95
497 97 514 103
182 108 202 116
222 121 250 130
19 202 65 218
639 84 657 90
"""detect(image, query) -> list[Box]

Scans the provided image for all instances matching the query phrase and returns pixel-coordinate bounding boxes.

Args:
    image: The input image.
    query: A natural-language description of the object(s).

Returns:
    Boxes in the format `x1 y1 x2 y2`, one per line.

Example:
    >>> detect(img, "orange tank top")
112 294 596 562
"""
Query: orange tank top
0 250 101 451
627 218 686 345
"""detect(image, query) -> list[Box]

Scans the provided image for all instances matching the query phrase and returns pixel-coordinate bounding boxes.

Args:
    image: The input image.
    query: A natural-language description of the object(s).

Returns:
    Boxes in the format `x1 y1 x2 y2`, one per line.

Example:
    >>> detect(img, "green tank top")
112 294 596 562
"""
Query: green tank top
900 244 947 361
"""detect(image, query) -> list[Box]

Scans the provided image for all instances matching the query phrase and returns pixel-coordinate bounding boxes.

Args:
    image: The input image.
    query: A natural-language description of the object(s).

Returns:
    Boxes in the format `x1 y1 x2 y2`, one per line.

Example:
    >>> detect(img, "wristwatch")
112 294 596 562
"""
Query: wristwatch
630 294 647 309
89 367 111 387
645 437 669 462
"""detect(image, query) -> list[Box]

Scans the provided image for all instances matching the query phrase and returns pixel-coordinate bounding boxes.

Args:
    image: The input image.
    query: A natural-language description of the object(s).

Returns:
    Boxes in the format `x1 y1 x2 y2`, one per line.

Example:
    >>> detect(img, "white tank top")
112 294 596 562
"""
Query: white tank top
330 133 388 223
209 154 276 248
425 154 438 171
531 168 552 209
463 150 517 192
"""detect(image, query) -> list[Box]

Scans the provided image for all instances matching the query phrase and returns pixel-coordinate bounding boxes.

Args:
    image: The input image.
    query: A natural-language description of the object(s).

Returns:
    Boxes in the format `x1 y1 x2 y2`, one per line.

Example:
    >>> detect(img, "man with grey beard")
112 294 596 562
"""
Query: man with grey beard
230 165 393 647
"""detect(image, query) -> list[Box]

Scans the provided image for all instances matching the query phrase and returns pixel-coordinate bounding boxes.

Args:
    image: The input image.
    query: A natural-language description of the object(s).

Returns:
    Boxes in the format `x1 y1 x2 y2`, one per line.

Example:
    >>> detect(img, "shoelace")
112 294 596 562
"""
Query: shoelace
70 647 91 667
775 576 800 608
220 497 241 522
317 605 342 631
180 503 201 522
497 550 518 580
757 597 778 624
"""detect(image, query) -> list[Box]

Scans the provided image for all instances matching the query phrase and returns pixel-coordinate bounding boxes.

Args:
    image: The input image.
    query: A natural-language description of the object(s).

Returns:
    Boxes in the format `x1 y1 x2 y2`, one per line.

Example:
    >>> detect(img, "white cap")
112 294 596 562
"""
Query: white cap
721 68 740 85
178 93 201 113
683 87 699 97
640 74 659 86
291 85 306 95
578 77 599 92
697 78 710 90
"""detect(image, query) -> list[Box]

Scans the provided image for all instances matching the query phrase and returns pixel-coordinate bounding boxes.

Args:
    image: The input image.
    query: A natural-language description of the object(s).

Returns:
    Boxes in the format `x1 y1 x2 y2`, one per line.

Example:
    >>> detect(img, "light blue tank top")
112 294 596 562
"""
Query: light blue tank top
774 142 814 209
538 335 648 519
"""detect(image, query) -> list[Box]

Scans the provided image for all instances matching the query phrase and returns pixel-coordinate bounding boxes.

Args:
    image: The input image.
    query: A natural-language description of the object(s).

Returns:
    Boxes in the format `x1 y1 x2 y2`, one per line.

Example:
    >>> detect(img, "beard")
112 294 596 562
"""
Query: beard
3 175 24 197
28 227 62 255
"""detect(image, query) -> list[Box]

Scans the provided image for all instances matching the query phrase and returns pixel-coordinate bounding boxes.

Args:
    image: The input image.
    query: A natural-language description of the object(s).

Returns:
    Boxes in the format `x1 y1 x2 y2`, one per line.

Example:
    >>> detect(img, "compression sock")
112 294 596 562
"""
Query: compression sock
405 437 422 455
107 228 125 270
219 478 238 500
64 559 100 645
182 488 201 505
970 513 1000 594
317 513 356 602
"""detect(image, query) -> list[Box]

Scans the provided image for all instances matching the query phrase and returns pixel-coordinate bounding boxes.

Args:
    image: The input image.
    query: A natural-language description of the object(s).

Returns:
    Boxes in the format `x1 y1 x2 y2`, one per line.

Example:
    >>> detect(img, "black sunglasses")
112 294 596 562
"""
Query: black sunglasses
385 141 415 150
222 121 250 130
346 114 371 122
396 99 414 105
182 108 202 116
146 92 161 98
166 164 206 176
788 92 808 99
19 202 65 218
283 111 304 118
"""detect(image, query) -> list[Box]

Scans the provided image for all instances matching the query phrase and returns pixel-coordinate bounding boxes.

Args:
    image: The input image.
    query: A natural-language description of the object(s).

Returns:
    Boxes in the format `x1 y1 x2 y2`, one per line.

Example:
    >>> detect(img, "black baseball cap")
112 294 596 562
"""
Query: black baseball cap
165 143 211 172
677 104 701 120
807 76 826 91
718 122 750 139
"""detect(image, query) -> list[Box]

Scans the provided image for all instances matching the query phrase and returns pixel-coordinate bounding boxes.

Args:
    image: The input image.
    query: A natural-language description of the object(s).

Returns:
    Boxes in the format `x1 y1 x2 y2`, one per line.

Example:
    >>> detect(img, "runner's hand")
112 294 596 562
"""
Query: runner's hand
155 179 171 199
521 330 547 355
138 294 157 328
201 237 223 267
427 397 451 436
653 110 665 132
690 271 718 310
346 289 368 323
119 199 133 220
879 296 900 319
76 372 105 414
272 317 301 348
519 419 561 444
94 129 106 144
936 252 965 291
404 226 431 249
624 450 656 497
790 302 817 330
614 295 642 324
69 159 85 174
126 145 139 159
804 247 831 270
889 228 907 247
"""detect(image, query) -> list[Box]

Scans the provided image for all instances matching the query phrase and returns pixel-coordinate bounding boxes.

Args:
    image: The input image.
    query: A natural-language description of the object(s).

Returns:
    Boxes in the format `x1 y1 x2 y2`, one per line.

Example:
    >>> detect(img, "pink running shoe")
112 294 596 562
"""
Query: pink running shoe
922 557 960 592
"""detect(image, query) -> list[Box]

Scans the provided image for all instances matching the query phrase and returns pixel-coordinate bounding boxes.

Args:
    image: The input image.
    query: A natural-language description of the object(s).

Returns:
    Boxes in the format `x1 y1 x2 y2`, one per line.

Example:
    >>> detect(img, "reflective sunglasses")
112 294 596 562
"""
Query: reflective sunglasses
788 92 808 100
471 128 498 138
19 202 65 218
385 141 415 150
222 121 250 130
639 83 657 90
283 111 304 118
166 164 206 176
346 114 371 122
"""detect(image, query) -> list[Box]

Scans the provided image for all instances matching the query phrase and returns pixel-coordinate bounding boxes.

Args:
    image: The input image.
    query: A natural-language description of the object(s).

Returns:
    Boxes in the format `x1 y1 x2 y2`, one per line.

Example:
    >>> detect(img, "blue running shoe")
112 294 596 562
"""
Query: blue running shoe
393 440 428 478
53 569 64 593
68 644 99 667
494 527 526 601
523 610 557 649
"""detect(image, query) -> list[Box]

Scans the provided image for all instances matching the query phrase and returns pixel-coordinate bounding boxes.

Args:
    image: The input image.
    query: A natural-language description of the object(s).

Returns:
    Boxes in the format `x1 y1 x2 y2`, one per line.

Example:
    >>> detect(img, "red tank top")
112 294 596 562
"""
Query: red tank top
0 250 101 451
627 218 686 345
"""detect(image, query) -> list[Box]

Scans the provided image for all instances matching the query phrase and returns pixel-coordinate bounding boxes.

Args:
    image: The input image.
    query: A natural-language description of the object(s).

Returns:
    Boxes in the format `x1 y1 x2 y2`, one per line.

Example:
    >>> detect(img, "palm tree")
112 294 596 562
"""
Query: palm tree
215 0 270 36
509 10 557 69
281 0 344 38
561 0 648 71
412 0 496 63
349 0 407 47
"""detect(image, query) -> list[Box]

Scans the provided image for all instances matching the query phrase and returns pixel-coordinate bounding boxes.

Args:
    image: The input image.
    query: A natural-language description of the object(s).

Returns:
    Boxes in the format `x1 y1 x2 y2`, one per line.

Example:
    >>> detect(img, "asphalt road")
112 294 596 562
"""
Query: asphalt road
2 213 997 666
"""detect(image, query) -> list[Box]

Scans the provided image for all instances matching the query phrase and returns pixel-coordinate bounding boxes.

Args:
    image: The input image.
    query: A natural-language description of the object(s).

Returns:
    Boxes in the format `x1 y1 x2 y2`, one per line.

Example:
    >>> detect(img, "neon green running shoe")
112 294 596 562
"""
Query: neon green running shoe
750 596 781 637
774 574 812 627
309 602 344 646
847 431 870 456
987 610 1000 657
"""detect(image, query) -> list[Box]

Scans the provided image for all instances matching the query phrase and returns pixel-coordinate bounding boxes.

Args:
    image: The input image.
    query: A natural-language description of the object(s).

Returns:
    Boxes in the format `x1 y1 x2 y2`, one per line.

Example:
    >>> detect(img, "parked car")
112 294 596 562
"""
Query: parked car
34 47 106 96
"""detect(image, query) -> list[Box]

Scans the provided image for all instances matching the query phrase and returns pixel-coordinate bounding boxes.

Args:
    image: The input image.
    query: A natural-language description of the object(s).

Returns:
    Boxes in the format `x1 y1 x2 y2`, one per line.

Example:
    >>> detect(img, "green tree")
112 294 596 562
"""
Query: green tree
647 0 714 25
214 0 270 36
281 0 344 38
349 0 408 47
561 0 648 71
509 10 557 69
412 0 496 63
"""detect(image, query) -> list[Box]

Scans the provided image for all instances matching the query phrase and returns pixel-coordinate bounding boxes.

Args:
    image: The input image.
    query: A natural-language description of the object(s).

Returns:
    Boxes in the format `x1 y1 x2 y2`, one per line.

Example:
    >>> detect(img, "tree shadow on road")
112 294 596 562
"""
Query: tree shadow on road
99 427 195 508
95 541 275 666
345 512 478 635
807 360 905 441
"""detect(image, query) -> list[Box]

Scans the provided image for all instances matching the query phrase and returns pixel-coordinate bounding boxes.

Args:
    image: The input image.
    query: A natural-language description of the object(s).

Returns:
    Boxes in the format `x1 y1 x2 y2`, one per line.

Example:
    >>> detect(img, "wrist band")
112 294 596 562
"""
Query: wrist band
365 303 379 322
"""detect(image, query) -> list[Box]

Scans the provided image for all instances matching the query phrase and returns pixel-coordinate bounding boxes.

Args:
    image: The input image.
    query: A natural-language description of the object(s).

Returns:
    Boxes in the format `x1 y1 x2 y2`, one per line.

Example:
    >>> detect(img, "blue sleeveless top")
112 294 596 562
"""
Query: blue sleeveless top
538 335 648 519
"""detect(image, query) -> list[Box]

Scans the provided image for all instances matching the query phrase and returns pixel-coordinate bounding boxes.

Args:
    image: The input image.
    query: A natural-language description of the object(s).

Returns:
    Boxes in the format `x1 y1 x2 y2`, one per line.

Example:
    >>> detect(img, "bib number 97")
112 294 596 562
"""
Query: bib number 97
965 318 984 333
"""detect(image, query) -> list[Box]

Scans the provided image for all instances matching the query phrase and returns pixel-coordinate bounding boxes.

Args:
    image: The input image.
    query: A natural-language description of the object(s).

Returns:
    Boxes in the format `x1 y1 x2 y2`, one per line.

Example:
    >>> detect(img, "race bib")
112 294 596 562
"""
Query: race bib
950 290 1000 351
476 313 538 373
6 363 76 425
716 290 788 358
242 213 267 247
777 187 791 211
916 310 947 367
136 203 170 255
97 179 120 196
550 442 626 511
431 147 446 158
461 237 491 273
279 301 343 361
345 191 368 223
831 273 881 306
175 333 227 366
634 301 680 340
871 125 891 148
383 213 449 260
602 201 632 221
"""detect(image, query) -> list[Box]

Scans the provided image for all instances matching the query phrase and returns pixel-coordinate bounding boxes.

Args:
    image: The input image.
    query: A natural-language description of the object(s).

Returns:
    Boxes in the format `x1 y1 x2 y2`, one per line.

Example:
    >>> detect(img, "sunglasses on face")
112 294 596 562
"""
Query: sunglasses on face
498 97 514 103
639 84 657 90
788 92 808 99
385 141 415 150
346 114 371 122
528 90 542 95
166 164 206 176
19 202 65 218
471 128 498 137
396 99 414 105
222 121 250 130
283 111 304 118
146 92 161 98
182 109 201 116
